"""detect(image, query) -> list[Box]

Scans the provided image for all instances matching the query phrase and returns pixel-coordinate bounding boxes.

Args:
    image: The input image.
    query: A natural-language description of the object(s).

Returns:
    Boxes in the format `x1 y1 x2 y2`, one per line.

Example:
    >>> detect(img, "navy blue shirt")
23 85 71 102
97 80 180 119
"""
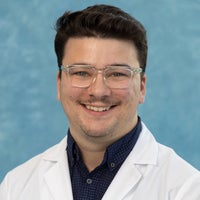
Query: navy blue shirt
67 117 141 200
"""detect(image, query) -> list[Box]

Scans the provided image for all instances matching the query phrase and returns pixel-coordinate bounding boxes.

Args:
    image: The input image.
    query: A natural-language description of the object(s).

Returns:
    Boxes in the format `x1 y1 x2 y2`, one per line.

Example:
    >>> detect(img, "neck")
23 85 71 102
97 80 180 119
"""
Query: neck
70 131 116 172
79 146 105 172
69 117 139 171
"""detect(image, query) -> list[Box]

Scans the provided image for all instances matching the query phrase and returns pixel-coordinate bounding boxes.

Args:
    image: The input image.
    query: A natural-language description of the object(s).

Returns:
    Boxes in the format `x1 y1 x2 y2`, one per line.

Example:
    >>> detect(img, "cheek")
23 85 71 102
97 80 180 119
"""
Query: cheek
60 84 85 104
120 85 142 107
113 89 133 105
60 87 82 118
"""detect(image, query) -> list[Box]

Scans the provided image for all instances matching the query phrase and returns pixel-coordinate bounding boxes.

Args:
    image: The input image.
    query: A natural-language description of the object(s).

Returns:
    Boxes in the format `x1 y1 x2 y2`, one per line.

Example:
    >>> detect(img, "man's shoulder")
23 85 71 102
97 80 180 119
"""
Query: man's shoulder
157 141 199 176
141 122 199 174
2 136 67 184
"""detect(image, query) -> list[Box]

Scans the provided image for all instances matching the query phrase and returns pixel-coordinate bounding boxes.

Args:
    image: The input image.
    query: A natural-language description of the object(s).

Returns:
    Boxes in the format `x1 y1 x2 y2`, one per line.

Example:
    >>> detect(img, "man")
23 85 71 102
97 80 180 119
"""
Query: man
0 4 200 200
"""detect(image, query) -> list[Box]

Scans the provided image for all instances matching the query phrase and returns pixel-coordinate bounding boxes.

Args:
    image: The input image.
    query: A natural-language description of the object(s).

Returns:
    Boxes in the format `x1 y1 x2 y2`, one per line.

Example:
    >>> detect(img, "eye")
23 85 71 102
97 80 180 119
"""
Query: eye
69 68 93 77
111 72 128 77
73 71 89 77
106 69 130 79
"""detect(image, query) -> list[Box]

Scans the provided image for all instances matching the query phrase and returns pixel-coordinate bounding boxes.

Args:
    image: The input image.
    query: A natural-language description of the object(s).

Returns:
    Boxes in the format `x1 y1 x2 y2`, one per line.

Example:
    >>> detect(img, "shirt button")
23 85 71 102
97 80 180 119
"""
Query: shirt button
86 178 93 184
110 162 116 168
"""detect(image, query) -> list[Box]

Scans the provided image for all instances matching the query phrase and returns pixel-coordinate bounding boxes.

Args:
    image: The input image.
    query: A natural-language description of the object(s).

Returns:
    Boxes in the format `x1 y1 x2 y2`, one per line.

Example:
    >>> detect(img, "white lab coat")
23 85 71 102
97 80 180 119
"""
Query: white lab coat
0 123 200 200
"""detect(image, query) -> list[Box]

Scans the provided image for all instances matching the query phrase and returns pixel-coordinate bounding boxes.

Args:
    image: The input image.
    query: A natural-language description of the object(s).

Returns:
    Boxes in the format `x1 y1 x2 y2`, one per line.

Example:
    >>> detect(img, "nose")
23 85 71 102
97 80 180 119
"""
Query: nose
87 73 111 97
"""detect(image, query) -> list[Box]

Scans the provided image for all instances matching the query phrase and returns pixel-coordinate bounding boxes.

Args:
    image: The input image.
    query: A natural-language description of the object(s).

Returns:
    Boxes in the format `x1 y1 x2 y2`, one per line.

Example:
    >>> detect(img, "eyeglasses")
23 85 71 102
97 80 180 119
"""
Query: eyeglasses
60 64 143 89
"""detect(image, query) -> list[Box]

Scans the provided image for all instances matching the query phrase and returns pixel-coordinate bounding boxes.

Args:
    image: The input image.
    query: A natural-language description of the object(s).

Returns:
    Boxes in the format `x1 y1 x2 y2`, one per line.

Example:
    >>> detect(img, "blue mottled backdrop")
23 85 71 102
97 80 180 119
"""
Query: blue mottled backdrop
0 0 200 181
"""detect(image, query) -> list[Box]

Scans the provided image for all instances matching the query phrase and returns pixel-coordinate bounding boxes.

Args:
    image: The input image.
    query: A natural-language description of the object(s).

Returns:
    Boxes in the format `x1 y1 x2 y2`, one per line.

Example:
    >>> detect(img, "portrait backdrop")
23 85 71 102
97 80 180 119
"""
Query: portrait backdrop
0 0 200 181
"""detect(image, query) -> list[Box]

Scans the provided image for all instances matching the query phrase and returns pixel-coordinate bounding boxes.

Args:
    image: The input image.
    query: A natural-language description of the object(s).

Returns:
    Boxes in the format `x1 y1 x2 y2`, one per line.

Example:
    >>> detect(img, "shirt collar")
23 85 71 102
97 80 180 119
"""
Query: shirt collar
103 117 141 170
67 117 141 171
67 132 80 167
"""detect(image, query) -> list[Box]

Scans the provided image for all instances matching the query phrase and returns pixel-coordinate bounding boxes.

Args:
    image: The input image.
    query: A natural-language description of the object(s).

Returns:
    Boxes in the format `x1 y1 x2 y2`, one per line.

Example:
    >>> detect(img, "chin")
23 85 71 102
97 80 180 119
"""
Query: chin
82 126 114 139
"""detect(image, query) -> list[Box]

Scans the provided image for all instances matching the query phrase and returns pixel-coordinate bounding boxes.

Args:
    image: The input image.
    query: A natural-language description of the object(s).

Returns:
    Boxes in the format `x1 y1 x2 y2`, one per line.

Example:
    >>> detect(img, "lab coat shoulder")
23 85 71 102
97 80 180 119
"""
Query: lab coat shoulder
0 136 73 200
102 123 200 200
155 142 200 200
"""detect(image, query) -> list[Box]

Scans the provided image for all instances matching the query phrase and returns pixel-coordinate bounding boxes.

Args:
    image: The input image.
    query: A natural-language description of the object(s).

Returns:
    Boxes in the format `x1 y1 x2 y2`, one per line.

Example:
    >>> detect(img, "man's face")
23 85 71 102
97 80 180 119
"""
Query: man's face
57 37 146 145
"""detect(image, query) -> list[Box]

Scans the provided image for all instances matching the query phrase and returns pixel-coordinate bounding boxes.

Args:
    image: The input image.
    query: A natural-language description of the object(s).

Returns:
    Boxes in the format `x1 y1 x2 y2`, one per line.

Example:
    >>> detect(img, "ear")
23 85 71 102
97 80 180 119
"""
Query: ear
56 71 61 101
139 74 146 104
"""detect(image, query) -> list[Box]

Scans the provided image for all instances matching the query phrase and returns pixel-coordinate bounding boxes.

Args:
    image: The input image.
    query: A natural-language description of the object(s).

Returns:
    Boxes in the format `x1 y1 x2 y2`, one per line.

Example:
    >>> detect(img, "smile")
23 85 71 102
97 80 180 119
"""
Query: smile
85 105 111 112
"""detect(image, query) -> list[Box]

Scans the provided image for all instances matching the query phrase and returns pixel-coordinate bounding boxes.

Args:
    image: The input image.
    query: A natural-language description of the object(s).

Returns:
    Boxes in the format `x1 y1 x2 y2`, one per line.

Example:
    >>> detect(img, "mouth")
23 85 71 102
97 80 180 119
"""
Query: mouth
79 100 118 112
85 105 111 112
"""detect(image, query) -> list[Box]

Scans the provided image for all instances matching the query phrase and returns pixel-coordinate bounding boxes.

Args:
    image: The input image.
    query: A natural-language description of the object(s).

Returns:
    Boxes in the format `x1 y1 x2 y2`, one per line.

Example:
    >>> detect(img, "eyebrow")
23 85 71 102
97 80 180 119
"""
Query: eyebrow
69 62 90 66
109 63 131 68
69 62 132 68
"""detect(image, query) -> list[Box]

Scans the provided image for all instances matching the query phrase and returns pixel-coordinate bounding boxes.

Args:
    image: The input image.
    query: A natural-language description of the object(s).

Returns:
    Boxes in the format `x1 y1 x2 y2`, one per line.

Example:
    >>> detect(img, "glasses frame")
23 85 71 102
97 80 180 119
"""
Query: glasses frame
60 64 143 89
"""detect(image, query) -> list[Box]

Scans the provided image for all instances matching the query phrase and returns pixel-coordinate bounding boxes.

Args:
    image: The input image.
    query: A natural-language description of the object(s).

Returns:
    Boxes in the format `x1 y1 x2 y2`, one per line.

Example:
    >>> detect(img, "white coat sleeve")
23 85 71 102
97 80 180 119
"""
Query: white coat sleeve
175 173 200 200
0 176 9 200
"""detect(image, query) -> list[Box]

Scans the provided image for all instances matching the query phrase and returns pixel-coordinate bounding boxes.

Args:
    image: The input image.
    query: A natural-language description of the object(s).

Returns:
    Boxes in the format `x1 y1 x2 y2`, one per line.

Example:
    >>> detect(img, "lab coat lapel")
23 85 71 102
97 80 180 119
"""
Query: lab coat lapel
102 123 158 200
42 137 73 200
44 162 73 200
102 162 142 200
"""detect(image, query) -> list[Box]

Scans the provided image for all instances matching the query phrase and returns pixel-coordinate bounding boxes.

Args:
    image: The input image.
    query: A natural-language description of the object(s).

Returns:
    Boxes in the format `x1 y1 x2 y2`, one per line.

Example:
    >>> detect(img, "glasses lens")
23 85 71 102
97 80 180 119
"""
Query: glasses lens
68 66 94 87
105 68 132 89
64 65 141 89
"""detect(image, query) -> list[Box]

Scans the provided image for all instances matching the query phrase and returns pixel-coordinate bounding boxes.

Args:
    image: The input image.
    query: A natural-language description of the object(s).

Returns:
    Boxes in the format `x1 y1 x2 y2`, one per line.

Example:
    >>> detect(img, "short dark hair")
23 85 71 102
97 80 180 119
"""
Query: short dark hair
54 4 148 72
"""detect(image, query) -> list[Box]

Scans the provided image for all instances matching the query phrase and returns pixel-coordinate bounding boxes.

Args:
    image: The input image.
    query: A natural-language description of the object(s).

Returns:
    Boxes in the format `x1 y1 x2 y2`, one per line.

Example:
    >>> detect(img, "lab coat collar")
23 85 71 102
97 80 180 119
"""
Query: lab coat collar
42 137 74 200
129 122 158 165
102 122 158 200
41 122 158 200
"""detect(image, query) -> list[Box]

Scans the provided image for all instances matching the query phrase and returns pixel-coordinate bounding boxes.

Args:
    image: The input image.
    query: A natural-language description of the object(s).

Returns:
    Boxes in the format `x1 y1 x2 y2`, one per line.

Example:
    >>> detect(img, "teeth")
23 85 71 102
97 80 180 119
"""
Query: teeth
86 105 110 112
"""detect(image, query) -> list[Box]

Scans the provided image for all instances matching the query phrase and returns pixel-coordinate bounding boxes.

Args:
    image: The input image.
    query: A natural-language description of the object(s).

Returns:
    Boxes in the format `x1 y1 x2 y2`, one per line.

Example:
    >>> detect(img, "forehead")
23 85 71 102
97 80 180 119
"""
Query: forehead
62 37 139 66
